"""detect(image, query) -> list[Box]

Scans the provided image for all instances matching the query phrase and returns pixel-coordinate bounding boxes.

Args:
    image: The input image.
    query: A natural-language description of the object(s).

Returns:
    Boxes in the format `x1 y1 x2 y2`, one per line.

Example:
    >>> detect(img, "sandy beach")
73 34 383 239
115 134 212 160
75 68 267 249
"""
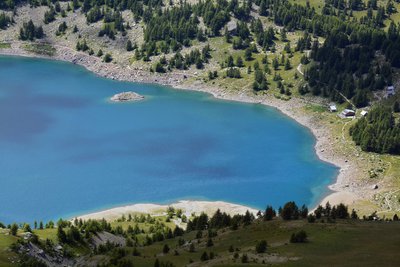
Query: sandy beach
0 41 374 219
75 200 260 221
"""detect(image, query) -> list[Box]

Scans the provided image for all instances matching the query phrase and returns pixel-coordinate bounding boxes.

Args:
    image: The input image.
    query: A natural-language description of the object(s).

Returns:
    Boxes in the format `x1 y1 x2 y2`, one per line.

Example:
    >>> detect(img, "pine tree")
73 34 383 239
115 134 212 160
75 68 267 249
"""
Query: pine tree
272 57 279 70
57 226 67 243
236 56 244 67
126 40 133 51
244 48 252 61
284 58 291 70
264 206 276 220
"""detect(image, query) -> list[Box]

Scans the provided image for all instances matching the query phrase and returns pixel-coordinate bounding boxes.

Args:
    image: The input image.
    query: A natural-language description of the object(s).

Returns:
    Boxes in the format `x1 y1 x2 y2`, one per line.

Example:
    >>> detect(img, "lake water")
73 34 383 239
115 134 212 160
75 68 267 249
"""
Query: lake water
0 56 338 223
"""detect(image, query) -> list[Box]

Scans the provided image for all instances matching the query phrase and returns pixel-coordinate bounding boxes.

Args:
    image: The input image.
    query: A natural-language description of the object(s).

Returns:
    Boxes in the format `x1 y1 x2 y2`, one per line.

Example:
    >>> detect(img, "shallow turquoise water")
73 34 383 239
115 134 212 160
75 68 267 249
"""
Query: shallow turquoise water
0 56 337 223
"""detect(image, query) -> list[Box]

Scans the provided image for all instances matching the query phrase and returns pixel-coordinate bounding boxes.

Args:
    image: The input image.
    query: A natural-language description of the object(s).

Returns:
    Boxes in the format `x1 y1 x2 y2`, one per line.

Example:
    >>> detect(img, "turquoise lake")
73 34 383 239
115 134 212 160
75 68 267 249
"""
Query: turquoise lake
0 56 338 223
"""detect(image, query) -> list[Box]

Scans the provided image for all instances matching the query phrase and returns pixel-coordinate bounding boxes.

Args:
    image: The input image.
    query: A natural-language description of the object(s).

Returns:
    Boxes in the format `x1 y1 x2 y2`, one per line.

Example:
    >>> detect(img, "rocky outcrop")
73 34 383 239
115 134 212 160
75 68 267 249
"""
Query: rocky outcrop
110 91 144 102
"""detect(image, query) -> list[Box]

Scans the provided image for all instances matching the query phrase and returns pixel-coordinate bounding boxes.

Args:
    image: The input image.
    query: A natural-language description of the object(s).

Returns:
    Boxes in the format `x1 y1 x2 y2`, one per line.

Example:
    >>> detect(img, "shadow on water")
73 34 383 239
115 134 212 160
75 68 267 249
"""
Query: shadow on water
0 85 89 143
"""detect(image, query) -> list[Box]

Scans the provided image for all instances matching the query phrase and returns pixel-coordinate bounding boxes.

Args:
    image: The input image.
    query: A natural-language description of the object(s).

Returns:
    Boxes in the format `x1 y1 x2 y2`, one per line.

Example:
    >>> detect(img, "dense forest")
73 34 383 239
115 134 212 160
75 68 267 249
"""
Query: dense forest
350 105 400 154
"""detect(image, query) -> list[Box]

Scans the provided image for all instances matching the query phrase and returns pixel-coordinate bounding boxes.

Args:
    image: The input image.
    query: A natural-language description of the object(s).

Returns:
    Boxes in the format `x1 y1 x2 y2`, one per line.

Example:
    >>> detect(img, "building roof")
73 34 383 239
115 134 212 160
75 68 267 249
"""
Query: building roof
342 109 355 115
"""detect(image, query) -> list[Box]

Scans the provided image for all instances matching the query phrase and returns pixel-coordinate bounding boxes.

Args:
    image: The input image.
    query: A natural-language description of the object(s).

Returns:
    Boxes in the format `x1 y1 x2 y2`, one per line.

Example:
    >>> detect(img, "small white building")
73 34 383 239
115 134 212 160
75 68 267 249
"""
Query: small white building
386 85 395 98
360 110 368 117
341 109 355 117
329 105 337 112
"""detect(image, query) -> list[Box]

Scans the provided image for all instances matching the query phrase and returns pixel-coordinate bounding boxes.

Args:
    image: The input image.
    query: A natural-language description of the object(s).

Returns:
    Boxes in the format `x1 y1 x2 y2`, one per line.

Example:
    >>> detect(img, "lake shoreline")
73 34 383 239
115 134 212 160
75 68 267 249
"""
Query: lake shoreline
0 42 368 220
74 200 260 221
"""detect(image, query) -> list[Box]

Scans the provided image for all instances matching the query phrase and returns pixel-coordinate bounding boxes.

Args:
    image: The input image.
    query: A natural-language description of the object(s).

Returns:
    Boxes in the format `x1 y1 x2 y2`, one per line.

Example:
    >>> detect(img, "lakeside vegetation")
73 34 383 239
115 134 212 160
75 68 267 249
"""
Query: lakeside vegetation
0 201 399 266
22 43 56 56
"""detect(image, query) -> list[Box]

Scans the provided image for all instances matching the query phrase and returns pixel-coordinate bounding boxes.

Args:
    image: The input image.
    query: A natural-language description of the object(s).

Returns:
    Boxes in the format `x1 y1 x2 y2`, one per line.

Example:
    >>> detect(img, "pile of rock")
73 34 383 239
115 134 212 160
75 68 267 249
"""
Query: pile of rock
110 91 144 102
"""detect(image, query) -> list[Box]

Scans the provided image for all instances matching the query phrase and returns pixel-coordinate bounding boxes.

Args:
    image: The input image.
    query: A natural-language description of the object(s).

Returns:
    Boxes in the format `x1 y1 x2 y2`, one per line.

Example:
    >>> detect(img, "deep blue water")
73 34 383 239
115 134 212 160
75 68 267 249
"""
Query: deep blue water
0 56 338 223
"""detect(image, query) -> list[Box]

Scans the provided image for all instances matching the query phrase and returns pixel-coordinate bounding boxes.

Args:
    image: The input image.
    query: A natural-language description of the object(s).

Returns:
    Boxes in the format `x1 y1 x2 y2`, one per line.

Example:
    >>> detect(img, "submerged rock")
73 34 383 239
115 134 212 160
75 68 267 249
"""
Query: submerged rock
111 91 144 102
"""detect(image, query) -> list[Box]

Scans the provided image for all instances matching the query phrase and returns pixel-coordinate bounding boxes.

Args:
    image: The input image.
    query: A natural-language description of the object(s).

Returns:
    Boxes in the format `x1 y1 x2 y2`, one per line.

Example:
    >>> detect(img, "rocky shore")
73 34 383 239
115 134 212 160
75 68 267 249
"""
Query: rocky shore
0 41 189 86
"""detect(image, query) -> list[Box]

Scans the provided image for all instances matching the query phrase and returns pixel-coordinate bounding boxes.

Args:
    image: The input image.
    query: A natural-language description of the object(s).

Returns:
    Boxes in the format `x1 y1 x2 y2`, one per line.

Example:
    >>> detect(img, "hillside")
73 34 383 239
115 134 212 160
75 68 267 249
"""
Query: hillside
1 203 400 266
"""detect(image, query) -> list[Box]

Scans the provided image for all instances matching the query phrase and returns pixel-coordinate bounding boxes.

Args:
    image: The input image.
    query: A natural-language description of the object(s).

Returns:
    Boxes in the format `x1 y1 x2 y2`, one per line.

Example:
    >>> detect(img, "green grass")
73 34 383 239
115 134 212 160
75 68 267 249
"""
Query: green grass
33 228 58 243
23 43 56 56
276 221 400 267
3 218 400 266
0 230 19 267
290 0 324 12
0 43 11 49
203 32 306 98
110 215 176 232
304 104 327 113
79 219 400 266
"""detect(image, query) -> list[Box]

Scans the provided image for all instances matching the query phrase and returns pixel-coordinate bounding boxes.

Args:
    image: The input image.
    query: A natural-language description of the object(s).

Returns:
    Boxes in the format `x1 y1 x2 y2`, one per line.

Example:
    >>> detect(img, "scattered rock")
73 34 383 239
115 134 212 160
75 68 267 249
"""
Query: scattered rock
372 184 378 190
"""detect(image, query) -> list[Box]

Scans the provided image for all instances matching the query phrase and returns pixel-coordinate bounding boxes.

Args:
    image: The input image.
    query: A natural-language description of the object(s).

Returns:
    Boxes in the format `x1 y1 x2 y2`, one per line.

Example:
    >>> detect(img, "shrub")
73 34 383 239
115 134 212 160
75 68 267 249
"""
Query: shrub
255 240 267 253
290 230 308 243
241 253 248 263
10 223 18 236
162 244 170 254
103 53 112 63
200 251 209 261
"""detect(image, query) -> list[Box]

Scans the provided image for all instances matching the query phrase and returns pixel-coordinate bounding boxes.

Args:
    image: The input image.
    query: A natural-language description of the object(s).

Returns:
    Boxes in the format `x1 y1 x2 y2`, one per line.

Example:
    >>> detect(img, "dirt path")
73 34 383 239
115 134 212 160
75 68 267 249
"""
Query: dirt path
297 63 304 75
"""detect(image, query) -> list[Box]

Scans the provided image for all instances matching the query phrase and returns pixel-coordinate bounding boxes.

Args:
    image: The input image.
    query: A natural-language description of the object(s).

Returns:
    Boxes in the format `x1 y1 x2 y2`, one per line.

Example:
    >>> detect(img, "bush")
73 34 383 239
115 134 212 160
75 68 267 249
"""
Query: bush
196 230 202 239
226 67 241 78
10 223 18 236
200 251 209 261
103 53 112 63
162 244 170 254
307 214 316 223
126 40 133 51
290 230 308 243
155 62 166 73
189 243 195 252
255 240 267 253
241 253 248 263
